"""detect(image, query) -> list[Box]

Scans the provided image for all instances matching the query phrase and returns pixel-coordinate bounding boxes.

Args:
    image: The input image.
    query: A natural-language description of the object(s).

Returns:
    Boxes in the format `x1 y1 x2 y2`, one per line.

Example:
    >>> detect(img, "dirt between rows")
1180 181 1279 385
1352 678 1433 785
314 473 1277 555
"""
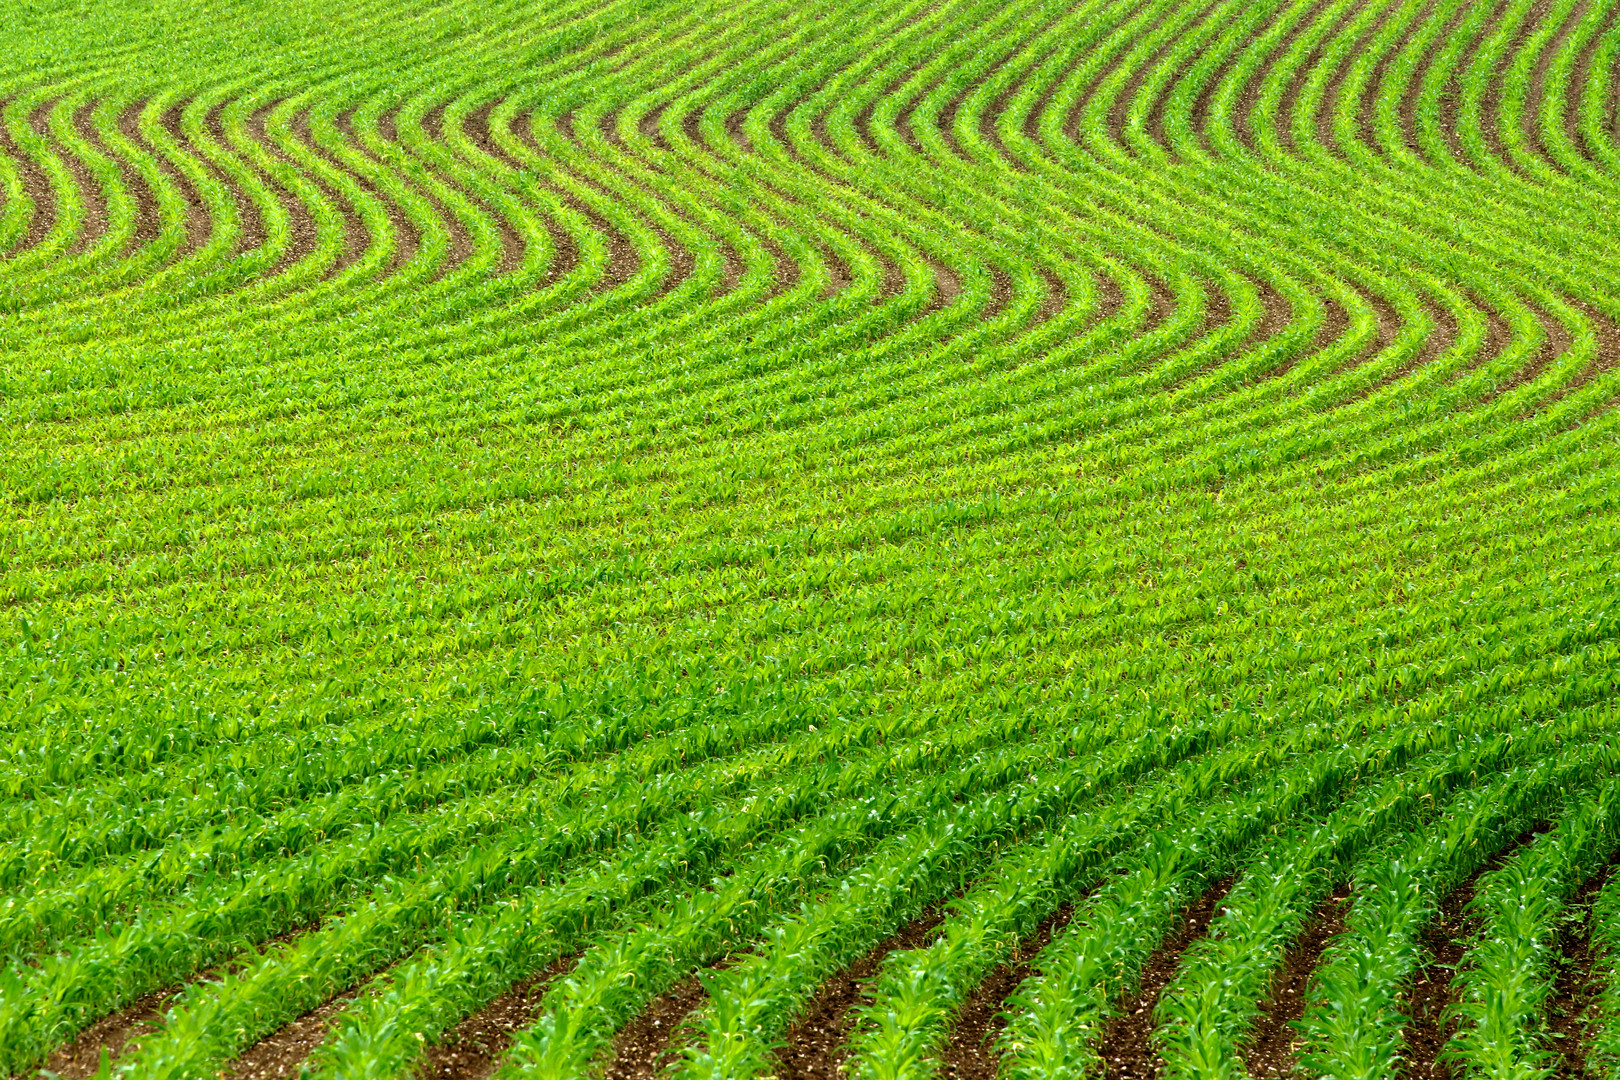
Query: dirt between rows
774 907 949 1080
416 953 579 1080
1245 883 1355 1078
1399 824 1551 1080
936 902 1077 1080
1100 877 1236 1080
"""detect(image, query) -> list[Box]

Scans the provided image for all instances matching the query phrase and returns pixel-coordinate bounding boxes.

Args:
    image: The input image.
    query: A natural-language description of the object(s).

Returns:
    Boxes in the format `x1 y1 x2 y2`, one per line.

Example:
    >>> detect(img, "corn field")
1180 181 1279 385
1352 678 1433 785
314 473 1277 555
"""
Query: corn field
2 0 1620 1076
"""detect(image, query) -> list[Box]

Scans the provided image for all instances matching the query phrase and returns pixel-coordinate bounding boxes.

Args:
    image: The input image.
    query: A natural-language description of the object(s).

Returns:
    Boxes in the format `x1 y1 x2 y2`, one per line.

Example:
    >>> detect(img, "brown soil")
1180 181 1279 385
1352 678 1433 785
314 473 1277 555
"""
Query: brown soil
1036 265 1069 322
0 95 57 252
331 108 421 277
1541 300 1620 422
417 953 578 1080
289 108 373 272
1398 824 1550 1080
117 99 206 257
818 242 854 301
464 101 524 170
1523 0 1585 170
1478 0 1555 173
1342 287 1458 401
1239 0 1334 155
638 102 672 152
761 234 798 298
723 108 754 154
1564 0 1617 161
1138 20 1195 160
937 903 1077 1080
1098 877 1236 1080
897 74 947 155
61 100 108 256
773 907 949 1080
1483 302 1573 404
514 113 638 291
1244 883 1355 1078
1275 0 1346 154
37 988 183 1079
1354 0 1408 154
927 259 963 313
184 100 269 255
242 102 320 272
1187 5 1282 160
392 106 483 278
603 963 728 1080
1397 0 1469 164
225 985 367 1080
1545 861 1617 1079
679 107 704 150
1438 0 1515 170
984 265 1014 319
1316 0 1400 159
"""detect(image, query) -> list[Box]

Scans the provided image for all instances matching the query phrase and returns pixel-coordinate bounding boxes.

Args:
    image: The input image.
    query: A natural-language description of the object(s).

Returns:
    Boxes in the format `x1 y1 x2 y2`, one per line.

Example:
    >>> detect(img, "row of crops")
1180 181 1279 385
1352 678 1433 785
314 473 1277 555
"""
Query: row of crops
2 0 1619 1073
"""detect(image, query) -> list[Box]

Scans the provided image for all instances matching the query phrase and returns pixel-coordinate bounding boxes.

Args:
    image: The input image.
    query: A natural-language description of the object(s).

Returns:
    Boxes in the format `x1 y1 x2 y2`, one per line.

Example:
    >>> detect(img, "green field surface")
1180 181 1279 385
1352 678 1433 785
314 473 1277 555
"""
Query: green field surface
3 0 1620 1075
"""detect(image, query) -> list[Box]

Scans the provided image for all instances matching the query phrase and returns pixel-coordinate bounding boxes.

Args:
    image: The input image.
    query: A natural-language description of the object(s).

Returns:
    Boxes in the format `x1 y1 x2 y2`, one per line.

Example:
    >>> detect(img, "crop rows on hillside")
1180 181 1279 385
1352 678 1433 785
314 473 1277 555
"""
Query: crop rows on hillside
2 0 1620 1075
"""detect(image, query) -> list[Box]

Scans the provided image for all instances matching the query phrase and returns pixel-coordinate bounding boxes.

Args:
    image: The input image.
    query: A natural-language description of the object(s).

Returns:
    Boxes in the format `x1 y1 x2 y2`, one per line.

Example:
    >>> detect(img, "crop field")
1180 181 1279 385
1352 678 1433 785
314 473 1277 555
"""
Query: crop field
2 0 1620 1074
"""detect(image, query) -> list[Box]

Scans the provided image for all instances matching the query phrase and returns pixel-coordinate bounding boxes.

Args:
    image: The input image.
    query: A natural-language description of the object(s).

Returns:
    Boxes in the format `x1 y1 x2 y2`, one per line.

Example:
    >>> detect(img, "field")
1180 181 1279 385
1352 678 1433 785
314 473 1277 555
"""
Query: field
2 0 1620 1075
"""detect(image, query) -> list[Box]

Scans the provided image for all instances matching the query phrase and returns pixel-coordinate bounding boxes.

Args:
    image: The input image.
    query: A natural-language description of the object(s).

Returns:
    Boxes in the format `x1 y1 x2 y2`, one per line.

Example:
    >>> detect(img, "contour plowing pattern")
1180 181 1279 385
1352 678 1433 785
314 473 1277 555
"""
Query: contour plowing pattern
3 0 1620 1077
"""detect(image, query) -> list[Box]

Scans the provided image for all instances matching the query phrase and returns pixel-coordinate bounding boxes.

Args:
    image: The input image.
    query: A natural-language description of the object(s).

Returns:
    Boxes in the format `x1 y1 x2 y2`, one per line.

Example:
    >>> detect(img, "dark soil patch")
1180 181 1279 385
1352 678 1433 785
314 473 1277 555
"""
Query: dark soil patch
773 907 949 1080
1545 859 1618 1079
0 95 57 252
1099 876 1236 1080
1398 0 1469 163
117 99 201 256
417 953 578 1080
242 102 320 272
1398 824 1551 1080
62 100 108 256
937 903 1077 1080
225 985 365 1080
1244 883 1354 1078
289 108 372 272
38 988 182 1079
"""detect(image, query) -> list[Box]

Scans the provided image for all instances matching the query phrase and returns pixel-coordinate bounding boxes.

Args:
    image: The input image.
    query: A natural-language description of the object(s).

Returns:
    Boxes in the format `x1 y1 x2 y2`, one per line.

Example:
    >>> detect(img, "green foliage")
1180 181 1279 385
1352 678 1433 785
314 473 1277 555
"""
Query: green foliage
1 0 1619 1073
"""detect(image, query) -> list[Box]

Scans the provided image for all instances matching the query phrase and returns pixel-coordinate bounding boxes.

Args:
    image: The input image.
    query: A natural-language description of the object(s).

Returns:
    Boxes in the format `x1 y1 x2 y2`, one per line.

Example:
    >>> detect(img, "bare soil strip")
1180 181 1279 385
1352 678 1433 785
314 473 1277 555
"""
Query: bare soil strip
1141 8 1219 160
516 112 640 291
1397 0 1470 165
417 952 579 1080
1098 876 1236 1080
225 985 367 1080
1479 0 1555 172
1244 0 1336 155
1398 824 1551 1080
1316 0 1400 159
1339 285 1458 403
38 988 185 1079
331 108 421 276
1565 0 1619 161
1437 0 1515 169
0 95 58 252
1522 0 1586 170
289 109 374 272
242 103 321 273
936 902 1077 1080
602 955 744 1080
773 907 949 1080
61 100 109 256
1244 883 1355 1078
1545 859 1618 1079
1481 302 1573 404
187 100 269 255
118 100 207 257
